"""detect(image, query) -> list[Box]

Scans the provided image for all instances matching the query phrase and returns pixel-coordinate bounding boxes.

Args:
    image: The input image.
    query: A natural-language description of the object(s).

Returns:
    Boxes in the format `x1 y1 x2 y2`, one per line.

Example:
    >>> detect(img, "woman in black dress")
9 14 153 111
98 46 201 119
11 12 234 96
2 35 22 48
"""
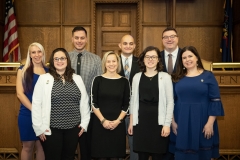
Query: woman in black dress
91 51 130 160
128 46 174 160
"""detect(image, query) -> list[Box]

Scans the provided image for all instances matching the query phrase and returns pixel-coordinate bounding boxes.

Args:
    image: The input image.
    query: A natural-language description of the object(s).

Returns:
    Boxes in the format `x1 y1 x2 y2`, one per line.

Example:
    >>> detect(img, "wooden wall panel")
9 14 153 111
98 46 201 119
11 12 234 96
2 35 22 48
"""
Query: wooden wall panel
177 27 222 62
64 0 91 24
0 93 19 148
15 0 60 24
233 24 240 62
63 26 91 53
142 0 167 23
233 0 240 62
176 0 224 23
218 93 240 149
18 27 61 62
142 27 164 51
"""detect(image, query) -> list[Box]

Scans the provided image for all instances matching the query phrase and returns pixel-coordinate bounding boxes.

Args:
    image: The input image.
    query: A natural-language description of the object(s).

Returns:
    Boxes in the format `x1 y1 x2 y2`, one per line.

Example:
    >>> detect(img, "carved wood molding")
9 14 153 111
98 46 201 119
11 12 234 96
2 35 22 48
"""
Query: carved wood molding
91 0 142 56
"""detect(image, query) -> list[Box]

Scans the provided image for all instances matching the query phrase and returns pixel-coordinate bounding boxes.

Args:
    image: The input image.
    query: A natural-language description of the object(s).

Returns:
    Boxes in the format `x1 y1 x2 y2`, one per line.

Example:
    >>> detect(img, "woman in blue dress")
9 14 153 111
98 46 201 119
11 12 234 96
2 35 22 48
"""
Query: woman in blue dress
16 42 47 160
169 46 224 160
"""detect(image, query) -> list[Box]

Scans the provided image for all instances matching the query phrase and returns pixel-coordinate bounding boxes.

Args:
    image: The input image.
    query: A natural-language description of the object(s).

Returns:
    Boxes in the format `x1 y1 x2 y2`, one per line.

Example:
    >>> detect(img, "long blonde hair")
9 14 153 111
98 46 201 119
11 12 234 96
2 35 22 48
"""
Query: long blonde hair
22 42 46 92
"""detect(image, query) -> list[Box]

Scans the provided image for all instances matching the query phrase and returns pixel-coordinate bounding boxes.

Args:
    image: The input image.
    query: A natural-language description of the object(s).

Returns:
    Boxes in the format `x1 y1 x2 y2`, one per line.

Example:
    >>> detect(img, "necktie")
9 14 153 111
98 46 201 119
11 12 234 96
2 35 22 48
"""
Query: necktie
77 53 82 75
168 53 173 74
124 58 130 79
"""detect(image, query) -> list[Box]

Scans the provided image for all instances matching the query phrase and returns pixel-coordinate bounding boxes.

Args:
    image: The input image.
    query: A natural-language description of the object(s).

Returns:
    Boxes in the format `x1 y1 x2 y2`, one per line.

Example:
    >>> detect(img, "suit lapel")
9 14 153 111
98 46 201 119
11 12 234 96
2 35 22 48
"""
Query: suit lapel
161 51 167 72
120 57 125 77
173 48 181 72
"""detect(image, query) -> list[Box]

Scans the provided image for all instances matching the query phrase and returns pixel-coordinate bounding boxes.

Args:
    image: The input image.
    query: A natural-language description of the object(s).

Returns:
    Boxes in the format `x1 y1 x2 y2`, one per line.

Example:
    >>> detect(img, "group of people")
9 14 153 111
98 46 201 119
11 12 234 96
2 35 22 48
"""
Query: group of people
16 26 224 160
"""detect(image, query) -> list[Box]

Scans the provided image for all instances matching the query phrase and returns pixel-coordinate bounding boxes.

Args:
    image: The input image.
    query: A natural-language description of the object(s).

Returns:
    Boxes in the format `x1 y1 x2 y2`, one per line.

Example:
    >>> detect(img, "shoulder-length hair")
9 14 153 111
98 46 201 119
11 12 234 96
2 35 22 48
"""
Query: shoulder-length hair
138 46 163 72
22 42 46 93
48 48 75 82
172 46 204 82
102 51 121 73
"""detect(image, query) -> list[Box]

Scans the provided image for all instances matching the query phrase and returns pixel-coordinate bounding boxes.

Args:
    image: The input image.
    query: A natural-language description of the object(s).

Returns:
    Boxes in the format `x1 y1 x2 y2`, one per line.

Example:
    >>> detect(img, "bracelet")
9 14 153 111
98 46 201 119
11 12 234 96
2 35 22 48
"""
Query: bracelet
100 118 106 124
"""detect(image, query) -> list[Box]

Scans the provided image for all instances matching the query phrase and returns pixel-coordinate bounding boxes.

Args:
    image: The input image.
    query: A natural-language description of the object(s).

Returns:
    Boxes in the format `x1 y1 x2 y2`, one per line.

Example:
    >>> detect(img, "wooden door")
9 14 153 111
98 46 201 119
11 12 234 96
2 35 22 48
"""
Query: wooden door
96 3 137 58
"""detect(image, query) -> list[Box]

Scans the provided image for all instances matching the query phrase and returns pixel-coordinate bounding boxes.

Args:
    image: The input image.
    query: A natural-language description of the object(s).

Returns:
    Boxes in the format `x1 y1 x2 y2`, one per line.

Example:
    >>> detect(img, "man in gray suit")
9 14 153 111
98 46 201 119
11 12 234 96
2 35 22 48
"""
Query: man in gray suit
69 26 102 160
119 35 140 160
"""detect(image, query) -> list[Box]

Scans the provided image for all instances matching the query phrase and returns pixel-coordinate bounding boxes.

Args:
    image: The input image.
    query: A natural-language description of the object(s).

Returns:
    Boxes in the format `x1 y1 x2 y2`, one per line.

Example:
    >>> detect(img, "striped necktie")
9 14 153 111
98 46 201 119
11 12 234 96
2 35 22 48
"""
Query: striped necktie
124 58 130 79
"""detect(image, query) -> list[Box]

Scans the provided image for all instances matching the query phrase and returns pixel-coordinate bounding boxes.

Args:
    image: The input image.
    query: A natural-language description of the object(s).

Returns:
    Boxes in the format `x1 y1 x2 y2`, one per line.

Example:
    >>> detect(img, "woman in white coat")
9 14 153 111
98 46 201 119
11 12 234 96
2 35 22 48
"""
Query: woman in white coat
32 48 90 160
128 46 174 160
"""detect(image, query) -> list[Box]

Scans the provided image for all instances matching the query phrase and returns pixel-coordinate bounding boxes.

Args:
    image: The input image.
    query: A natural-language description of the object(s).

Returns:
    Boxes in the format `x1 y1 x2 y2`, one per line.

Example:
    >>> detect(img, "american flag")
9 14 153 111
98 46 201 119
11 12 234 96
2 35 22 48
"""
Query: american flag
3 0 21 62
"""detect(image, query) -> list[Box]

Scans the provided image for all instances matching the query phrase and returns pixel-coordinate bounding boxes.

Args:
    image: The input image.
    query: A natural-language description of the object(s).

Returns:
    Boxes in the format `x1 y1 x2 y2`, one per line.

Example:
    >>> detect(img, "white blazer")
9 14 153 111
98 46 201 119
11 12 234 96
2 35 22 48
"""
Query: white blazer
130 72 174 127
32 73 90 136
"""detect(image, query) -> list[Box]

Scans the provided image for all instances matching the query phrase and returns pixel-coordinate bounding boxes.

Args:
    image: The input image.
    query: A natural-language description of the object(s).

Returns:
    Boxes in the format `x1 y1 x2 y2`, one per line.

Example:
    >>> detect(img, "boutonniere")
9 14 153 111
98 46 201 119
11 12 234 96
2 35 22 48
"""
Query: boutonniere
201 79 204 82
46 80 49 84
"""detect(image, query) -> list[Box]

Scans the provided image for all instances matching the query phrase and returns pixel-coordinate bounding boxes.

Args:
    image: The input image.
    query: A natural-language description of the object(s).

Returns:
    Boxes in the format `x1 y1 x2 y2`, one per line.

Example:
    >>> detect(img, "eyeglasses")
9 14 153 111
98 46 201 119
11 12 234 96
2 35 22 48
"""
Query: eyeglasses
144 56 158 60
54 57 67 62
162 35 178 40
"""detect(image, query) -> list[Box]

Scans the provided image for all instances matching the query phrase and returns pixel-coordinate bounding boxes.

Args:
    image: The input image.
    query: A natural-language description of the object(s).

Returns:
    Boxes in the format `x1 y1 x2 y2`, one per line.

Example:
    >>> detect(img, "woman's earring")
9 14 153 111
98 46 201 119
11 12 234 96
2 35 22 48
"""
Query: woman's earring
183 67 185 70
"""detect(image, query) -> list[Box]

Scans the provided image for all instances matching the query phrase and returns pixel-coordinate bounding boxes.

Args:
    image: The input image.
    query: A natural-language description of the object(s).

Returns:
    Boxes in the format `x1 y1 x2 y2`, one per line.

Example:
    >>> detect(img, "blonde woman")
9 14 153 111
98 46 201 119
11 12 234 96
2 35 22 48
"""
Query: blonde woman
91 51 130 160
16 42 47 160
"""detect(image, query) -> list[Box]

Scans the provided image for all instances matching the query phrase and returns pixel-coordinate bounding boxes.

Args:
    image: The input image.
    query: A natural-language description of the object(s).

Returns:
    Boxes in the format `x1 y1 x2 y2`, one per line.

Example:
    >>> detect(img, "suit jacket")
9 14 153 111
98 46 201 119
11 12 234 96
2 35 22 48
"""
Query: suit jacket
119 56 140 86
161 48 181 73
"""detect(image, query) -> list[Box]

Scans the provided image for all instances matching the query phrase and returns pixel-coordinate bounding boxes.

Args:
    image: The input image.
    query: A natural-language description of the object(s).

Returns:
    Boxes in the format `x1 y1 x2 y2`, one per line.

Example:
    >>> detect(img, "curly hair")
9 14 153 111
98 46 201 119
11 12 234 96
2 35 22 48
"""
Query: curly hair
48 48 75 82
138 46 163 72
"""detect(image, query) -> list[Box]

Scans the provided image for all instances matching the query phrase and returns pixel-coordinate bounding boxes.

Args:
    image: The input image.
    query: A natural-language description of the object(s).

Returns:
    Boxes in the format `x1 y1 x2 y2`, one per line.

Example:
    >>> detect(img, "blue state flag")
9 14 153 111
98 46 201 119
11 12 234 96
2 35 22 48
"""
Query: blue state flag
220 0 233 62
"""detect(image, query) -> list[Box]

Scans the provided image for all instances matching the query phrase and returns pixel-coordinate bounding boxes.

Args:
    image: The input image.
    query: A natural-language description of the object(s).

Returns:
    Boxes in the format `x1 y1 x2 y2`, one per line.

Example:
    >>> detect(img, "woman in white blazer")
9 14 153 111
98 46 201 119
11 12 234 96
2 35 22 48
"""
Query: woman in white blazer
32 48 90 160
128 46 174 160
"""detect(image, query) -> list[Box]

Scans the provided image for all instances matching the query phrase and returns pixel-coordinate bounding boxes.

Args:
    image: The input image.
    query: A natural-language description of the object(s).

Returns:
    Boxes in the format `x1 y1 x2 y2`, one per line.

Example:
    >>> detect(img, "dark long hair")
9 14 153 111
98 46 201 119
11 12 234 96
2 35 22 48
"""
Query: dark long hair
138 46 163 72
49 48 75 82
172 46 204 82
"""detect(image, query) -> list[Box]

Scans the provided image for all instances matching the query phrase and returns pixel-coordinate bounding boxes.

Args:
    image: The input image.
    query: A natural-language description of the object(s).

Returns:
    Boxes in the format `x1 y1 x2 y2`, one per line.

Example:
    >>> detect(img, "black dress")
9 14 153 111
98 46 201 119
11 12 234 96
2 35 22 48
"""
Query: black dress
91 76 130 158
133 73 169 154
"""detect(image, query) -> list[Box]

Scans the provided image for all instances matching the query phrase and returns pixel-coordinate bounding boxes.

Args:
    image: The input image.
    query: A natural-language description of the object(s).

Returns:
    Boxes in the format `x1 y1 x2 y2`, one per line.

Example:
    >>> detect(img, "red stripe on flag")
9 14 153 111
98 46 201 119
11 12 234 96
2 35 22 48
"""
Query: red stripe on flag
3 0 21 62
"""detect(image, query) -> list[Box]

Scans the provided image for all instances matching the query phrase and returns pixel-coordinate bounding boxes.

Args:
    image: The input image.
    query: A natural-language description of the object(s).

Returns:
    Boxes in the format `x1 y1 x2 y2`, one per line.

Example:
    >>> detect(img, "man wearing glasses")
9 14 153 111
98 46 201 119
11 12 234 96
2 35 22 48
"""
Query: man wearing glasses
161 27 181 75
161 27 181 160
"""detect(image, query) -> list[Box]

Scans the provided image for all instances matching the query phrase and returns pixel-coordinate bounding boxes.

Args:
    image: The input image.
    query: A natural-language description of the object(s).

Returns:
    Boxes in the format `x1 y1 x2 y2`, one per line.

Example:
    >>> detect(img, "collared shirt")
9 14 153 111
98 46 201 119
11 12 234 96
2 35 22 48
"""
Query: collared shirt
69 49 102 97
121 54 133 75
164 47 179 71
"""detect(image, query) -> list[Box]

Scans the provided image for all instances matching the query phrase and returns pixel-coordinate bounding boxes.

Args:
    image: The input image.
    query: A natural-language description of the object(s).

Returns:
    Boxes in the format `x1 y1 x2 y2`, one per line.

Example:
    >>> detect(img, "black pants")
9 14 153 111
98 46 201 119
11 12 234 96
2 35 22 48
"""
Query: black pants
79 113 93 160
138 152 163 160
41 126 80 160
162 152 175 160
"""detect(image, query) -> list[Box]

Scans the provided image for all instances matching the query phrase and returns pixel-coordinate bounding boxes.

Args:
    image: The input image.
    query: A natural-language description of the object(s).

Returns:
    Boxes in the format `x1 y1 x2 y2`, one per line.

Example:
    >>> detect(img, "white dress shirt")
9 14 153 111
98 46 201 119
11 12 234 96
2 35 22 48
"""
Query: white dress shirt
164 47 179 71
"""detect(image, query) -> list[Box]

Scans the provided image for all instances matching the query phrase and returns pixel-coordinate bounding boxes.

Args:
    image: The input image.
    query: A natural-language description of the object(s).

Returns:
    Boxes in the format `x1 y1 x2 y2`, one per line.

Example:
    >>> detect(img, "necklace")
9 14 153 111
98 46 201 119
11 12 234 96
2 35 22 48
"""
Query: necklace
59 74 64 80
59 74 65 86
149 76 153 81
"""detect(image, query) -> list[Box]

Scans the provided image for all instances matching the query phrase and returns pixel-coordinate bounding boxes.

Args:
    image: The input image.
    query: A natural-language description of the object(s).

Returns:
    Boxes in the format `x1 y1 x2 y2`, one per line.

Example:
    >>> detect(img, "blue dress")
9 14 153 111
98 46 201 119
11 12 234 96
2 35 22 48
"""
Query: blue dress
18 66 48 141
169 71 224 160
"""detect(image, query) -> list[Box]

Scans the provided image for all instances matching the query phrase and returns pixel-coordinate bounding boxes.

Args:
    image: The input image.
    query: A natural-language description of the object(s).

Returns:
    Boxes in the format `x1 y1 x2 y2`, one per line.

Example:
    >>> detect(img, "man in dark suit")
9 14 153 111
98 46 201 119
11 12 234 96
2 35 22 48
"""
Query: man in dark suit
161 27 181 160
160 27 181 74
119 35 140 160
